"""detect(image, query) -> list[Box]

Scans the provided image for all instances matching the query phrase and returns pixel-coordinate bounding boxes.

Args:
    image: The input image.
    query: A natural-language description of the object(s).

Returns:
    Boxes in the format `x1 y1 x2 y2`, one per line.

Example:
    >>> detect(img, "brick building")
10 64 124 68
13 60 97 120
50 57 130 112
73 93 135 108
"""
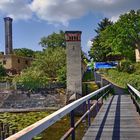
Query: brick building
0 54 33 74
0 17 33 75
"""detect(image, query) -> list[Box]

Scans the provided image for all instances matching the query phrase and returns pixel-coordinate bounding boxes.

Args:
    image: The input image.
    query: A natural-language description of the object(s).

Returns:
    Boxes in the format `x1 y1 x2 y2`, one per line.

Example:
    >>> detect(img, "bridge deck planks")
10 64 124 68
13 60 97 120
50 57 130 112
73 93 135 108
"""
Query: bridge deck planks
82 94 140 140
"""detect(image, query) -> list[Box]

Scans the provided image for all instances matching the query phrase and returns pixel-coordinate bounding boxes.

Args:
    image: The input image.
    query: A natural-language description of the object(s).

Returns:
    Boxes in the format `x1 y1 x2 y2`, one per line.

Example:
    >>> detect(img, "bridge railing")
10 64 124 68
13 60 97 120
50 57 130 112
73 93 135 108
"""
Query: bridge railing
127 84 140 114
6 84 111 140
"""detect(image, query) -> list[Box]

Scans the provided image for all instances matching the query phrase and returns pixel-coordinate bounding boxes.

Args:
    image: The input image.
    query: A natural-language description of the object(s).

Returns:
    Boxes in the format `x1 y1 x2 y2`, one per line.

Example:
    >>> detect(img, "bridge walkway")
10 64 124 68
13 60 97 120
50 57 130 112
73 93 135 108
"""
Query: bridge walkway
83 94 140 140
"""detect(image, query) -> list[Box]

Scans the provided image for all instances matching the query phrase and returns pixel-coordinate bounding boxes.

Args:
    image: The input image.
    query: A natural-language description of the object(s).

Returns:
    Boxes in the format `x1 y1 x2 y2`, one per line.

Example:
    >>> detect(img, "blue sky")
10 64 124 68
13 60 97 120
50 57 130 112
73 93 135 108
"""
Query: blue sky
0 0 140 55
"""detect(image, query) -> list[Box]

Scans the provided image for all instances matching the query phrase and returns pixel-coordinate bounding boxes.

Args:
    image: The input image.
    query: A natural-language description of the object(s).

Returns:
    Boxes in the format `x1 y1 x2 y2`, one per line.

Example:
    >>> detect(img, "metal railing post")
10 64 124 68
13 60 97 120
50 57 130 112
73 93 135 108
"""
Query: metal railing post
88 99 91 127
70 110 75 140
96 95 99 113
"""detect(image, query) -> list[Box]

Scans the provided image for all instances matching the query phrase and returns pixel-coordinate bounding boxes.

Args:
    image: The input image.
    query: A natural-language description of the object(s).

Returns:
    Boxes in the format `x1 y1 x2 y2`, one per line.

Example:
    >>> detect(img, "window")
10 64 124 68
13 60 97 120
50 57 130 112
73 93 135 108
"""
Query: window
25 60 28 65
3 60 6 65
18 59 20 63
72 36 74 40
69 36 72 40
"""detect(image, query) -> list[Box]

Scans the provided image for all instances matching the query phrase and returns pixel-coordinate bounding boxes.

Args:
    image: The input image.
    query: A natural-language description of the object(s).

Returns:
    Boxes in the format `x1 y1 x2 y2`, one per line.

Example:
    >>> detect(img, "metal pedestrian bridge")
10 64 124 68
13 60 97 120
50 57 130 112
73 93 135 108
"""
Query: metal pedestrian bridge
6 84 140 140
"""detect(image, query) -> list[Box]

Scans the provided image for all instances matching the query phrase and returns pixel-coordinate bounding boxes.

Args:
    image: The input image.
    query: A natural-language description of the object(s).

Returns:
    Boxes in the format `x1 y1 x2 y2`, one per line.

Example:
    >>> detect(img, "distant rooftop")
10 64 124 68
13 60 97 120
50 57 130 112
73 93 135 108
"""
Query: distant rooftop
65 31 82 34
4 17 13 21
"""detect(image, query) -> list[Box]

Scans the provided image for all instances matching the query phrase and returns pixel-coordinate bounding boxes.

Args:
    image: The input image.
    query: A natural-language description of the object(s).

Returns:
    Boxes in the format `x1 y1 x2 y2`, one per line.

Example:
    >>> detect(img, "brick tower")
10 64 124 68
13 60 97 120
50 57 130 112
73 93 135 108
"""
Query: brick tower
4 17 13 55
65 31 82 102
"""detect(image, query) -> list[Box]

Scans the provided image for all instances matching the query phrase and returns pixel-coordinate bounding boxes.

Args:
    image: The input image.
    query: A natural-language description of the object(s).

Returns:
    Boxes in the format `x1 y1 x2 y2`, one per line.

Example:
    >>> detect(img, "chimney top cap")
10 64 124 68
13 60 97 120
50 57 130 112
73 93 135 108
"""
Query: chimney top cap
65 31 82 34
4 17 13 21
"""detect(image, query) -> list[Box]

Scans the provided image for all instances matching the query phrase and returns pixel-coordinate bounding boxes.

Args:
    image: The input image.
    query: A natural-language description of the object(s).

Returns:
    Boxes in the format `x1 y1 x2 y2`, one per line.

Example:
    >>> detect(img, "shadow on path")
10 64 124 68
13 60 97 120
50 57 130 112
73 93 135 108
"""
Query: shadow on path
95 96 114 140
112 95 121 140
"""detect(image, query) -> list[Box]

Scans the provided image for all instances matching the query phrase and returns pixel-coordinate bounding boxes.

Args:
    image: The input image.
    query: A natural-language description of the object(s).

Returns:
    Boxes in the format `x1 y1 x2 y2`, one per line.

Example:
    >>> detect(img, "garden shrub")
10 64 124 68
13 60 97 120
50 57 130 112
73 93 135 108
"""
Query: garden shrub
103 63 140 91
118 59 135 73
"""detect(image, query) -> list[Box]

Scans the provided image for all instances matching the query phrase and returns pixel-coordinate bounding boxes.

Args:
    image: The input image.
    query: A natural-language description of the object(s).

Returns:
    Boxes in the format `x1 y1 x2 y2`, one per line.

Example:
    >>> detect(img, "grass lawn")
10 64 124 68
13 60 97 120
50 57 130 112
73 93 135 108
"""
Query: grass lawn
100 63 140 91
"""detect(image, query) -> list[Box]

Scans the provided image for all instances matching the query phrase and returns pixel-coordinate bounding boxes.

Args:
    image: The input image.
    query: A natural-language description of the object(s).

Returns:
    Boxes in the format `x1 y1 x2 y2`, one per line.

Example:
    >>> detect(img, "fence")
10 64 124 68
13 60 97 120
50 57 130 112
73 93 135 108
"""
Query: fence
0 82 15 90
6 84 111 140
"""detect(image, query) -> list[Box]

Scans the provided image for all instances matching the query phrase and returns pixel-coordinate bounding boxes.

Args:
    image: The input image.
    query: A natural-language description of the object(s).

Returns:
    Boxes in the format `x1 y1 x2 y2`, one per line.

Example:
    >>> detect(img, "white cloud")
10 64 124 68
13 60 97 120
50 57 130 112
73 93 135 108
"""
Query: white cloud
87 40 92 48
0 0 139 24
30 0 140 25
110 15 120 22
30 0 87 25
0 0 32 20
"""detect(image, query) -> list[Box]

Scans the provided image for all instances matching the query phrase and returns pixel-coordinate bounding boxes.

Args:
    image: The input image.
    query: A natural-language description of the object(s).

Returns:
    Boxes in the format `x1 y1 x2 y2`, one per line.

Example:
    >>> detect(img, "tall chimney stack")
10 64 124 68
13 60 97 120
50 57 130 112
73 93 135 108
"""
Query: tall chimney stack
4 17 13 55
65 31 82 103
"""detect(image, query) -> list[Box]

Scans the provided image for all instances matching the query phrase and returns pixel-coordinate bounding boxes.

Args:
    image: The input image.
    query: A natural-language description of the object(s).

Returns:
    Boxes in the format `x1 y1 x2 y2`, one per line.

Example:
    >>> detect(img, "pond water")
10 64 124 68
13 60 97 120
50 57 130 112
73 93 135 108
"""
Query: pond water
0 81 98 139
0 111 89 140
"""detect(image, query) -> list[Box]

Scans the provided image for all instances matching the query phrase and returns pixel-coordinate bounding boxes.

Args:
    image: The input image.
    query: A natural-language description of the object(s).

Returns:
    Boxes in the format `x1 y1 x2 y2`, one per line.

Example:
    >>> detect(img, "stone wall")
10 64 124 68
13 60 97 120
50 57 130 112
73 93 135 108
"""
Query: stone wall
0 89 66 111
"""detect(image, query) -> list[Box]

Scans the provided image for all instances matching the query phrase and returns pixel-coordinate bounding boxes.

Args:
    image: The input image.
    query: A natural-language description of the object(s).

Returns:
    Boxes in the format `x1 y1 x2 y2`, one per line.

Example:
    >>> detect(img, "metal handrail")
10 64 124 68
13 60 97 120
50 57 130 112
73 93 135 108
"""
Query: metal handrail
6 84 111 140
127 84 140 114
127 84 140 98
61 86 111 140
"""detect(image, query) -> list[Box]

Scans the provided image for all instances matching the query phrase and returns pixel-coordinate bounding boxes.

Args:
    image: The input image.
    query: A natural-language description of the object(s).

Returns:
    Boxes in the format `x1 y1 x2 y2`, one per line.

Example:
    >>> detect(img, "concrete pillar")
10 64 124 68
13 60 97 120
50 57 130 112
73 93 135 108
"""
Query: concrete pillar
135 49 140 62
65 31 82 103
4 17 13 55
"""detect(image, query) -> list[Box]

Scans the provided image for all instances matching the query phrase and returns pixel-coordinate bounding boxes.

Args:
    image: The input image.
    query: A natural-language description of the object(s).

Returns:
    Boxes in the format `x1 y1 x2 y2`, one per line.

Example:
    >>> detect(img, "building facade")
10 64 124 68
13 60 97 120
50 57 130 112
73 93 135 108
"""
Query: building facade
0 54 33 75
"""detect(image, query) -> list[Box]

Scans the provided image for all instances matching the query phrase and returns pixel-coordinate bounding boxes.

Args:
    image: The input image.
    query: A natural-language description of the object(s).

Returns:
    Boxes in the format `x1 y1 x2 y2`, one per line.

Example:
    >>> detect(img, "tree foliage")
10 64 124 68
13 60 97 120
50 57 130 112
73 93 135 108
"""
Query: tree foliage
14 47 66 90
14 67 48 90
0 63 6 77
95 18 113 35
89 10 140 62
89 18 113 61
34 47 66 79
13 48 35 57
101 10 140 61
39 30 66 48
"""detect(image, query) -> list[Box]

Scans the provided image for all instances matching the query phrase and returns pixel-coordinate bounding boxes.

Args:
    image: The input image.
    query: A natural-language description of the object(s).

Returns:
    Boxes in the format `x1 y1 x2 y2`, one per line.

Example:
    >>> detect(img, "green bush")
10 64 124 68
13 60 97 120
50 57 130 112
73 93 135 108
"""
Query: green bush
13 68 48 91
103 63 140 91
82 71 94 82
118 59 135 73
0 64 6 76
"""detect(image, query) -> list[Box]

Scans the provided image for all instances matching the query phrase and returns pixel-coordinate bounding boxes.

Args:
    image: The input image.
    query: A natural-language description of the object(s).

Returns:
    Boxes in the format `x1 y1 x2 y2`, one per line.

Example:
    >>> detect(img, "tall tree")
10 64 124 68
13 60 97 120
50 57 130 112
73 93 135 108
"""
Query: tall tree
39 30 66 48
100 10 140 61
14 47 66 90
95 18 113 34
89 18 113 61
34 47 66 79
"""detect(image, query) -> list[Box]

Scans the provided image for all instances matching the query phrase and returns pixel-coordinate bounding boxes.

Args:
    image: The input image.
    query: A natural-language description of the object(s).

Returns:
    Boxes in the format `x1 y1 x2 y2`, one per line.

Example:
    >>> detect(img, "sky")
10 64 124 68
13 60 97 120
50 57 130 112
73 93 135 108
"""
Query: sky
0 0 140 55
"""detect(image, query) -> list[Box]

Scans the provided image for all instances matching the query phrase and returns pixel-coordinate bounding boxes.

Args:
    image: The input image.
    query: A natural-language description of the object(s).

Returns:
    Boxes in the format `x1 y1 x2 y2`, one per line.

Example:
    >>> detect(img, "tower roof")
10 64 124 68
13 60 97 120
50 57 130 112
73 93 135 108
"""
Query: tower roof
65 31 82 34
4 17 13 21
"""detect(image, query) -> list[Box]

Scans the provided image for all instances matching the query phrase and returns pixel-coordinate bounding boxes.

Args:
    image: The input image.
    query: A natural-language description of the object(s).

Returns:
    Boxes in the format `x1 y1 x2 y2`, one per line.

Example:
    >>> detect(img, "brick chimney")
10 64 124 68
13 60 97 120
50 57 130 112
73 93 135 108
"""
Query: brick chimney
4 17 13 55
